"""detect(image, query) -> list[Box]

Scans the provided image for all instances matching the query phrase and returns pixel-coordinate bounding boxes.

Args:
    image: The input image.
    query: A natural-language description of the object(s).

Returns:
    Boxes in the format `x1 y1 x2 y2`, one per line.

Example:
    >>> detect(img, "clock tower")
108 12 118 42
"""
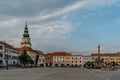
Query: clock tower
21 23 32 48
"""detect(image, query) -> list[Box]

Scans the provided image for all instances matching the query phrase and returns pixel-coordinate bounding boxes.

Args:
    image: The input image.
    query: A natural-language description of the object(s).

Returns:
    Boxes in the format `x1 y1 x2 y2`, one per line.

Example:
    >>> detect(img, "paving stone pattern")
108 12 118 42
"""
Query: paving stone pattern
0 68 120 80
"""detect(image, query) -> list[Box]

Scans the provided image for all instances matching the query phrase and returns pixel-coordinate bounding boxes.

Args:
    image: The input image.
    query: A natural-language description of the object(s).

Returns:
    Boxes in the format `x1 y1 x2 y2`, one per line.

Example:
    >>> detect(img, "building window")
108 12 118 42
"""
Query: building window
12 56 18 59
80 61 81 63
5 55 11 59
39 59 41 62
5 49 8 52
0 53 3 57
43 59 44 62
0 45 3 50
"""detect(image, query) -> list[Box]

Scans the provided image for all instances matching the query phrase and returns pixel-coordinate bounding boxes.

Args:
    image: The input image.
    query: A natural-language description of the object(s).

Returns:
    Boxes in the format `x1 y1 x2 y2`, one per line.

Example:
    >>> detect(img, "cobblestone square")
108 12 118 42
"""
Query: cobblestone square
0 68 120 80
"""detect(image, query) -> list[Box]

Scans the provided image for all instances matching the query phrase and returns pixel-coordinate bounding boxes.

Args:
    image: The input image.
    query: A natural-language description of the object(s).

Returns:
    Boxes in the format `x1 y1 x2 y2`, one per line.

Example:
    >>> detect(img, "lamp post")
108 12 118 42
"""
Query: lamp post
6 54 8 70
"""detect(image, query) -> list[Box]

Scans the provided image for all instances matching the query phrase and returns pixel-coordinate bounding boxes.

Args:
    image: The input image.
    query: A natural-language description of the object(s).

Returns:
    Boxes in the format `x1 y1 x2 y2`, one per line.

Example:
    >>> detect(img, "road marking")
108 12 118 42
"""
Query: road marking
85 69 111 80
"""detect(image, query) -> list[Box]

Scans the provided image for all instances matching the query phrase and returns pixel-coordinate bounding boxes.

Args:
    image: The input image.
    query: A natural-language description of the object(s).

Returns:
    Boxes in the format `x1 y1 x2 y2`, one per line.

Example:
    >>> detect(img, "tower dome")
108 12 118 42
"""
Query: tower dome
23 23 29 38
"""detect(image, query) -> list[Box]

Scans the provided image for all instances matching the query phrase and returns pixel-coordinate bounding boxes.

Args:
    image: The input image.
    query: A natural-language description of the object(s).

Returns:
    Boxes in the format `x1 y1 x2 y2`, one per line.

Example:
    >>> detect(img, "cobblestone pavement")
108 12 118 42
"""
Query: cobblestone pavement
0 68 120 80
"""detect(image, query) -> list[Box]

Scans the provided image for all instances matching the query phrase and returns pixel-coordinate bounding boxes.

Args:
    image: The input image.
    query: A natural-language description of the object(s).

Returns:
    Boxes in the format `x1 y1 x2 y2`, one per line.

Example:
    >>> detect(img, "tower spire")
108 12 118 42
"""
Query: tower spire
25 22 27 27
23 22 29 38
21 23 31 48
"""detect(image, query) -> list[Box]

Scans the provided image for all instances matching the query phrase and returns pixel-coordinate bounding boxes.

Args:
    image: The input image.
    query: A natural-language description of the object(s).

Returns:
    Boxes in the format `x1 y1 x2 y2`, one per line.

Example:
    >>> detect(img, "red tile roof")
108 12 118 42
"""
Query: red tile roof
72 55 83 56
53 52 71 56
0 41 17 51
45 52 71 56
16 47 33 51
34 50 44 56
45 53 54 56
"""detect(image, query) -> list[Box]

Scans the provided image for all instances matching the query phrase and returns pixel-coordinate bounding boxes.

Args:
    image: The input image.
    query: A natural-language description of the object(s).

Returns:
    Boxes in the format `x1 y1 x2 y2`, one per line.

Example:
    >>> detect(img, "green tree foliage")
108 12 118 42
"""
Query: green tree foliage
19 50 34 66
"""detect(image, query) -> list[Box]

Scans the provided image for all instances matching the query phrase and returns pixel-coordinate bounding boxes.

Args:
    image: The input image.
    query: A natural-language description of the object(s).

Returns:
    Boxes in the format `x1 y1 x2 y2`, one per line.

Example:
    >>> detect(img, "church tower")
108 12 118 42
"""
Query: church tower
21 23 32 48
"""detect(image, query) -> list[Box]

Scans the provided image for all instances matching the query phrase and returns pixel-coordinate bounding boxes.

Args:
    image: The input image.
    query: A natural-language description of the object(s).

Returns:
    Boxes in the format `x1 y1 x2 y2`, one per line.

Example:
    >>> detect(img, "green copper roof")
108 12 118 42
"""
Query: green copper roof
23 23 30 38
23 33 29 37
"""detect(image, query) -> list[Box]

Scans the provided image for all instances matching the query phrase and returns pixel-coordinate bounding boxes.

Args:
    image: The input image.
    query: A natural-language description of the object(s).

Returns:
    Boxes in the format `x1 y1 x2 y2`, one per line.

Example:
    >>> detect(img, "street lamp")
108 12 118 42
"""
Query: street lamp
6 54 8 70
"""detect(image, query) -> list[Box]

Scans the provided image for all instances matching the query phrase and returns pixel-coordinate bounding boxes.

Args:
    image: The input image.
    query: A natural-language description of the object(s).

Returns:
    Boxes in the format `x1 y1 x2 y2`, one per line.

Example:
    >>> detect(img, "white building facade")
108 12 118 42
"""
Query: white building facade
82 56 93 66
53 56 65 67
0 41 19 66
0 42 6 66
38 54 45 67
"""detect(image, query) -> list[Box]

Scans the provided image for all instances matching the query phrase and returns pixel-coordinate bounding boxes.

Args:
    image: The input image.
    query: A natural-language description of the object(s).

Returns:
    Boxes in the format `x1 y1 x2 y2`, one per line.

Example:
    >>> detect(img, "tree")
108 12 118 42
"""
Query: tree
19 50 34 67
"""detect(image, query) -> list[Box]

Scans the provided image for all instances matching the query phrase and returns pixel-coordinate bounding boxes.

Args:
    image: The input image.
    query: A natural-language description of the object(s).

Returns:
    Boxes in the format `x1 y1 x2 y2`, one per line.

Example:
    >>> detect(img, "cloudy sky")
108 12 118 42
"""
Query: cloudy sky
0 0 120 55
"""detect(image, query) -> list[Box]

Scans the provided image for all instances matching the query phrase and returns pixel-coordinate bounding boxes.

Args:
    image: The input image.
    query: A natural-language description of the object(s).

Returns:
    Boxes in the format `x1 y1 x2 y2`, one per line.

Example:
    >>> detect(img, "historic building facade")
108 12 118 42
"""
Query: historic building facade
45 53 53 67
65 54 72 67
71 55 83 67
16 23 45 66
52 52 71 67
35 50 45 67
16 23 36 61
0 41 5 66
91 53 110 63
82 56 93 66
21 23 31 48
110 53 120 65
0 41 19 66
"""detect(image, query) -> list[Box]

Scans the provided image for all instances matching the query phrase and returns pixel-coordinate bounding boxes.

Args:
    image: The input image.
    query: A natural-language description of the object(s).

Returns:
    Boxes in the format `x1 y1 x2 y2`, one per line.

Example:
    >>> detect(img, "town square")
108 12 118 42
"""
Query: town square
0 0 120 80
0 68 120 80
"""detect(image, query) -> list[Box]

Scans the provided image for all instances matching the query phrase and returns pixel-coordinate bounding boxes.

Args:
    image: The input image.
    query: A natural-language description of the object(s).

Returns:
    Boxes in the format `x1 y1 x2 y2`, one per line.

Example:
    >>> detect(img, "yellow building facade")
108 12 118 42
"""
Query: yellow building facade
65 56 71 66
71 55 82 67
110 56 120 65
